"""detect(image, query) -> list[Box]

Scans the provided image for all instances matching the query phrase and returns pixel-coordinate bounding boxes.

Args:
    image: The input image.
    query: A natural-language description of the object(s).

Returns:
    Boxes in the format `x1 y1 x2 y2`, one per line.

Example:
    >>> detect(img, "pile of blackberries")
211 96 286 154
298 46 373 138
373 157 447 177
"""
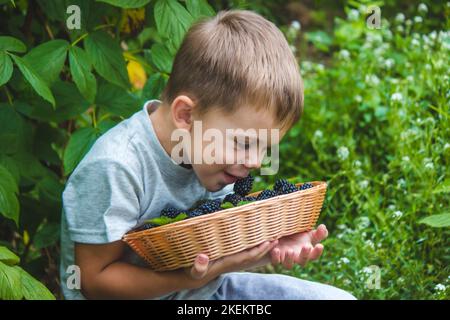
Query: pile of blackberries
137 175 314 231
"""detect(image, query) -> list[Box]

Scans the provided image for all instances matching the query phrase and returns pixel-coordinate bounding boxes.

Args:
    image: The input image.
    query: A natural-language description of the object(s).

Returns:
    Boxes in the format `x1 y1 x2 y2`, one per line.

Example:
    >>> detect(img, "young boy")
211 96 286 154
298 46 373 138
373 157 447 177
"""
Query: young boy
60 9 355 300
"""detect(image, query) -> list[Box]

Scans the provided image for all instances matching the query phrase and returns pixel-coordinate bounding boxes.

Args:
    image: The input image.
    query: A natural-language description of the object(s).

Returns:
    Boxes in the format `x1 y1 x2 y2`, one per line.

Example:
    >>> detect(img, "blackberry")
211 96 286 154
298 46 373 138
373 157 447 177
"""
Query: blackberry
136 222 157 231
273 179 298 195
256 189 278 201
298 183 313 191
188 209 204 218
161 207 182 219
223 193 243 206
243 196 257 202
198 199 222 214
233 175 254 196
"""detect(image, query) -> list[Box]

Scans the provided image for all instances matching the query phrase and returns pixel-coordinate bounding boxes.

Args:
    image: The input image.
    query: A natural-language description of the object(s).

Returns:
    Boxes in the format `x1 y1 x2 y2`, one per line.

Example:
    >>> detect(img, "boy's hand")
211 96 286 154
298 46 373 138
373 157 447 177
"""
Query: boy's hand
185 240 279 282
270 224 328 269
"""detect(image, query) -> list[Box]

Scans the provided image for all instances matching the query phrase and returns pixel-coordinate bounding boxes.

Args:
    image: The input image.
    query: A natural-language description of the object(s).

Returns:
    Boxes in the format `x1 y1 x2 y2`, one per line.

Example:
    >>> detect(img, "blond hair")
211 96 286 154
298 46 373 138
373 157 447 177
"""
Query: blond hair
161 9 304 129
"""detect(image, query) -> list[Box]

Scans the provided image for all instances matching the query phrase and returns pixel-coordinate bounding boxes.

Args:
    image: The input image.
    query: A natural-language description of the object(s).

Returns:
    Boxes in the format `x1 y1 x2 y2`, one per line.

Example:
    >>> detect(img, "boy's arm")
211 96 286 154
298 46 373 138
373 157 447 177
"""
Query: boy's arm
75 239 280 299
75 241 208 299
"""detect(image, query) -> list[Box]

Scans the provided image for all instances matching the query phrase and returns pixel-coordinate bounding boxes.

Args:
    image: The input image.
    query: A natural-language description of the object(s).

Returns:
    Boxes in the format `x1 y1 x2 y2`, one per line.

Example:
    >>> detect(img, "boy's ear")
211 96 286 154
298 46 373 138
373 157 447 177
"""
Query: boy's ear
170 95 196 130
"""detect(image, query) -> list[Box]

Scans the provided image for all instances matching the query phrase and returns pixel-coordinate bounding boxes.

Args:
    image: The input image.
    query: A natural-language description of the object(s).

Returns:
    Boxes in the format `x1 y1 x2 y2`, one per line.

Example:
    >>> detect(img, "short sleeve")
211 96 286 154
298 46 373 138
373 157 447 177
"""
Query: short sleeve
62 158 143 243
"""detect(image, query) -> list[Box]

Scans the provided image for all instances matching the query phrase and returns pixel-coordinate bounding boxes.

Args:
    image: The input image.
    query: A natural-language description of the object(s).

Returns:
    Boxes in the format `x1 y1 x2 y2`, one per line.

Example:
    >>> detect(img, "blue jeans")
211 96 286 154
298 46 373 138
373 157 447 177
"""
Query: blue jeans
208 272 356 300
168 271 356 300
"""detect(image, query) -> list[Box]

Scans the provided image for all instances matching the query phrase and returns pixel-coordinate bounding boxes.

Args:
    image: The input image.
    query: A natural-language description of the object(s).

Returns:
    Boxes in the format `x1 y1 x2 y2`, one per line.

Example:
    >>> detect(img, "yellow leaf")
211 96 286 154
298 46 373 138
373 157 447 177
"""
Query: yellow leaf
127 60 147 90
23 230 29 246
120 8 145 35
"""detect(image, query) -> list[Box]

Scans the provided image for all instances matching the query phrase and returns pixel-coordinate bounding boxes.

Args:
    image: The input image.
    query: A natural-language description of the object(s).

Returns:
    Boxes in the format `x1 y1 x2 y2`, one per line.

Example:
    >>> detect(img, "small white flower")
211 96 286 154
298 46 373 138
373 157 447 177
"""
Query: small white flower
397 178 406 188
359 216 371 228
355 95 363 103
424 158 434 170
425 63 432 71
348 9 360 21
391 92 403 102
362 267 374 274
359 180 369 188
314 129 323 139
414 16 423 23
354 160 362 167
411 38 420 46
444 143 450 150
291 20 301 31
337 146 350 161
435 284 446 292
365 240 375 249
407 75 414 82
339 49 350 60
392 210 403 218
388 204 396 211
418 3 428 13
402 156 410 162
395 13 405 23
406 19 412 26
365 74 380 86
396 25 404 33
384 58 395 69
340 257 350 264
337 224 347 230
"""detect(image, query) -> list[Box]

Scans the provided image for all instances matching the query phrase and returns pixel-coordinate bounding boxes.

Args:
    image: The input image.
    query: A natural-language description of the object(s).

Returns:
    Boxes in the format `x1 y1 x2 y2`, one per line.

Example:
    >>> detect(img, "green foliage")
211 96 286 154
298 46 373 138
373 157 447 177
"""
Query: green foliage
145 212 188 226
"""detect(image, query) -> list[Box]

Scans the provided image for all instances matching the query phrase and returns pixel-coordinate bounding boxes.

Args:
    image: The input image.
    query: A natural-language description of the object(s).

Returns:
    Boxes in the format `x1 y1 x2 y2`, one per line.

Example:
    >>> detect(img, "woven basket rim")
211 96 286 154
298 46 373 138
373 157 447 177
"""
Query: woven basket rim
123 181 327 241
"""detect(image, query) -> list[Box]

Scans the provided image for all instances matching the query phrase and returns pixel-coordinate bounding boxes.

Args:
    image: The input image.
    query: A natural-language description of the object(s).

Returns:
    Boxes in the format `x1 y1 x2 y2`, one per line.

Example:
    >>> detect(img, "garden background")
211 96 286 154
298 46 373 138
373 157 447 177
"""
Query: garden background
0 0 448 300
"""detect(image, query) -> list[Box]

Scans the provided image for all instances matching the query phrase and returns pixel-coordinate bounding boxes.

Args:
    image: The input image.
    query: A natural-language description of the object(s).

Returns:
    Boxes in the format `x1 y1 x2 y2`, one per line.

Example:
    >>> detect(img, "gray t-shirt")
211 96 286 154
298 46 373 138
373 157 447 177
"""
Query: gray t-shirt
60 100 234 300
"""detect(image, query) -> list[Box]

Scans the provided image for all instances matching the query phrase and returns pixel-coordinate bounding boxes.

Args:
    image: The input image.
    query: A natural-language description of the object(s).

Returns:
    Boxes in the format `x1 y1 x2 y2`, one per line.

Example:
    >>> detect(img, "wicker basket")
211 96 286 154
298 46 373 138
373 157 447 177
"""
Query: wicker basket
122 181 327 271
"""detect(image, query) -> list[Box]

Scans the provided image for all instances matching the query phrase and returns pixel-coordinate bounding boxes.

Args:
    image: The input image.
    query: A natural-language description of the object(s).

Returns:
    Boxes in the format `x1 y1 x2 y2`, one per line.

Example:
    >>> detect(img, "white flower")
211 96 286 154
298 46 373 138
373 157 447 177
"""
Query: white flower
435 284 446 292
396 25 404 33
339 49 350 60
291 20 301 31
339 257 350 264
355 95 363 103
391 92 403 102
365 74 380 86
395 13 405 23
359 180 369 188
397 178 406 188
406 19 412 26
354 160 362 167
402 156 410 162
407 75 414 82
359 216 371 228
425 63 431 71
424 158 434 170
314 129 323 139
388 204 396 211
392 210 403 218
418 3 428 13
365 240 375 249
414 16 423 23
348 9 360 21
411 38 420 46
384 58 395 69
444 143 450 150
337 146 350 161
337 224 347 230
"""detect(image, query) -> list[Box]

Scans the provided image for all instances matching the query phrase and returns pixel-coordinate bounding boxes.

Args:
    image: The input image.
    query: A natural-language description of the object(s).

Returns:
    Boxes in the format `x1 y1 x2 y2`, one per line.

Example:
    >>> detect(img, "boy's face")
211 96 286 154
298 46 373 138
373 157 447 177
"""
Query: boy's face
186 105 285 192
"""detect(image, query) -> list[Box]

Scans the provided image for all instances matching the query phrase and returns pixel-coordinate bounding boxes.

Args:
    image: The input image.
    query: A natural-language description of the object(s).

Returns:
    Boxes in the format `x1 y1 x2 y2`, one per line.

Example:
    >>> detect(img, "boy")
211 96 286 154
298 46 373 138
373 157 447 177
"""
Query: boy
60 9 355 300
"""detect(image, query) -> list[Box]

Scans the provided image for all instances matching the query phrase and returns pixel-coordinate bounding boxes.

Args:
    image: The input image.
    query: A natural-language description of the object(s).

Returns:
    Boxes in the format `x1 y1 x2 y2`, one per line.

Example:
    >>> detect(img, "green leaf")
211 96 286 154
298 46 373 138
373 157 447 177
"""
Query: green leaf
433 178 450 194
33 223 60 250
0 51 13 86
0 261 22 300
186 0 215 19
144 213 188 226
18 267 55 300
84 31 130 89
0 36 26 53
0 246 20 266
15 82 90 122
23 40 69 85
419 213 450 228
305 31 333 52
96 0 150 8
9 54 55 107
96 83 140 118
220 202 234 209
154 0 194 50
69 46 97 103
0 164 19 225
150 43 173 73
142 72 167 101
63 127 99 175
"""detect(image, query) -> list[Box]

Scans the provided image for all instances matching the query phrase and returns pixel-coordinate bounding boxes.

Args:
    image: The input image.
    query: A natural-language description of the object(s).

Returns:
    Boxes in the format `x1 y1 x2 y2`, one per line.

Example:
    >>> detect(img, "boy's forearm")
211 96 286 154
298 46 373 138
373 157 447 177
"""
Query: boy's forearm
83 261 213 299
